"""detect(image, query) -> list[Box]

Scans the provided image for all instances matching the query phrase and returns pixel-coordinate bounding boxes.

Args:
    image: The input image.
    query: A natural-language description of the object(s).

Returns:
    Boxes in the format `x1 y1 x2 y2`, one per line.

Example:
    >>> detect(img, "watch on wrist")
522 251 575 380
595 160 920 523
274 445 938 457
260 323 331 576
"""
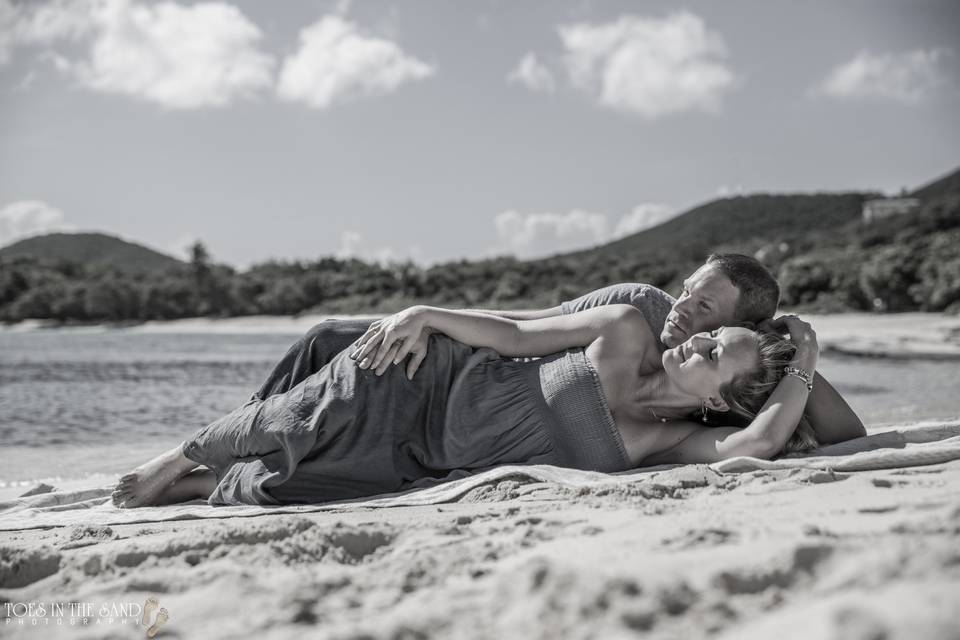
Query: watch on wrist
784 366 814 391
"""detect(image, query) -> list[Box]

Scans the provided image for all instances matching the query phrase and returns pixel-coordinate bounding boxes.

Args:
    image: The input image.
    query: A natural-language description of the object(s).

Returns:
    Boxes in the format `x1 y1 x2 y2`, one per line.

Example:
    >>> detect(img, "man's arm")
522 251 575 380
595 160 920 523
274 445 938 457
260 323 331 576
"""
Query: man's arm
803 373 866 444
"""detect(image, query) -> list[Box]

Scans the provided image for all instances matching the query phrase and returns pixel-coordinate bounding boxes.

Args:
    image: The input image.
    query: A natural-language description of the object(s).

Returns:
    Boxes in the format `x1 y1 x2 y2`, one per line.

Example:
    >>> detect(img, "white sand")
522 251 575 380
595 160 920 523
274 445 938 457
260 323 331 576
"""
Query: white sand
2 424 959 639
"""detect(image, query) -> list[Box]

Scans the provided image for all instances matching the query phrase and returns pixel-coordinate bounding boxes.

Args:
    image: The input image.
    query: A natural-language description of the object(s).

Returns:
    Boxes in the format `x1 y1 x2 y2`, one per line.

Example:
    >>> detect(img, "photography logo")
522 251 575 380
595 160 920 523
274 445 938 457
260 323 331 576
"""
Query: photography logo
141 597 169 638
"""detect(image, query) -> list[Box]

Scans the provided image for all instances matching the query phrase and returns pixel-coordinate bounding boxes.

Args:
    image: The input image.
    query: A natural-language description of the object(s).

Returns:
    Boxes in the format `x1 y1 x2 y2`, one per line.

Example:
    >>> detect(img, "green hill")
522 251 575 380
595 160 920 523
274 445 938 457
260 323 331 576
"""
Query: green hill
0 232 182 274
1 165 958 323
562 192 869 264
911 166 960 200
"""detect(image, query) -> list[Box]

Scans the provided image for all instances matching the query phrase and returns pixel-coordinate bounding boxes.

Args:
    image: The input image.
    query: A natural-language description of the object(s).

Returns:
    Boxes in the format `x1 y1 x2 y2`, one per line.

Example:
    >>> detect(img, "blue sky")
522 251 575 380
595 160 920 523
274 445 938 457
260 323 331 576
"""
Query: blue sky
1 0 958 268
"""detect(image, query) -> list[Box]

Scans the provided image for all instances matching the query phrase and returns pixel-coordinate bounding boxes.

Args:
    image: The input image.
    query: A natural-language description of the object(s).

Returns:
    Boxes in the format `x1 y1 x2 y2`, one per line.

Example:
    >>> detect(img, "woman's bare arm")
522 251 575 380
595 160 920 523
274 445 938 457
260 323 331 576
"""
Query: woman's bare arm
642 316 821 464
643 373 816 464
461 306 564 321
353 304 644 374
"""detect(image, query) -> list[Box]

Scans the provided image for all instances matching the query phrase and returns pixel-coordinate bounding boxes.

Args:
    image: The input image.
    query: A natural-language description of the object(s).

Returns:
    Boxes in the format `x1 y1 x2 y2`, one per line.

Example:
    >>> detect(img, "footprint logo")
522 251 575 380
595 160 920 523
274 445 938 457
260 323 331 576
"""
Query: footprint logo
141 597 158 626
141 597 170 637
146 608 169 638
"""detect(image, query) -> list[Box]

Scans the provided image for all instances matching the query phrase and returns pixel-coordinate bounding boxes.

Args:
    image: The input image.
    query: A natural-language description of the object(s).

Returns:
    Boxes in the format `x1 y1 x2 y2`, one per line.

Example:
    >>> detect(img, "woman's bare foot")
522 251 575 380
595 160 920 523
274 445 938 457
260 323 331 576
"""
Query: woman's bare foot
153 468 218 505
112 444 200 508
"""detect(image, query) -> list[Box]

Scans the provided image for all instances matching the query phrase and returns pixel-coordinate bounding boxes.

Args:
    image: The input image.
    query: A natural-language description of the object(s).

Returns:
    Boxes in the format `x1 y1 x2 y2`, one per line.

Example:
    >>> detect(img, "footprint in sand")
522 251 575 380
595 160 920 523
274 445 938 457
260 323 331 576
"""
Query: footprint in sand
141 596 158 626
146 607 169 638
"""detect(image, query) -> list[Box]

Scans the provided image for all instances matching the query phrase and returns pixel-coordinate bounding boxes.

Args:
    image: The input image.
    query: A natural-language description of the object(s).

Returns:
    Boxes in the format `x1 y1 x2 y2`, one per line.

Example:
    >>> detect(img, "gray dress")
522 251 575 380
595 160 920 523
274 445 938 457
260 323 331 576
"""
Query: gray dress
182 334 633 506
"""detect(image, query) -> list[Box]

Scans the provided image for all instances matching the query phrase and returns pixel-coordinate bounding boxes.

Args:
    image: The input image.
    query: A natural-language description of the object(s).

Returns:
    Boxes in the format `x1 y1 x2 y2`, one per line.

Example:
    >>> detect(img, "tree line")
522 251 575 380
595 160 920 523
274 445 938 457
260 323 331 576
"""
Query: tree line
2 195 959 324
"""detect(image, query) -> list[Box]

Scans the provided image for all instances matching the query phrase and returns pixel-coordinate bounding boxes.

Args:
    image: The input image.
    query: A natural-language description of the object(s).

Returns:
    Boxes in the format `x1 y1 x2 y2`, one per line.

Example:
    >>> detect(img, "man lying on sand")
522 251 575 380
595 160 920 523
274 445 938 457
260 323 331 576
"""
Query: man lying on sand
112 253 865 508
258 252 865 445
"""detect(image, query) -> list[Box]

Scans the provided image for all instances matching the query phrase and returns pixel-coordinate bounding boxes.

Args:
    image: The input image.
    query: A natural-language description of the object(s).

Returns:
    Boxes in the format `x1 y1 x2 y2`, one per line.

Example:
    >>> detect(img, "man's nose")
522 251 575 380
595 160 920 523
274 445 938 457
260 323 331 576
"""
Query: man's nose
674 297 694 318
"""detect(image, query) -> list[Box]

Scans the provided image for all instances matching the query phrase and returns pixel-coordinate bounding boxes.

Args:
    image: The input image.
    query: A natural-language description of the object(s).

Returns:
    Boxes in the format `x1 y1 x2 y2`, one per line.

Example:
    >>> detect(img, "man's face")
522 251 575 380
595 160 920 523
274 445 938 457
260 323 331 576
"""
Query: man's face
660 264 741 349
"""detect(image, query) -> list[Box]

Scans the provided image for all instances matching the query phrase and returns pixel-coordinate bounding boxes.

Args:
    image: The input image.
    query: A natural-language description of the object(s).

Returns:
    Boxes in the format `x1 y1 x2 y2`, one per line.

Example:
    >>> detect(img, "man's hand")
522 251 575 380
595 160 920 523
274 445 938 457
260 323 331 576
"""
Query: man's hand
351 306 433 378
760 314 819 374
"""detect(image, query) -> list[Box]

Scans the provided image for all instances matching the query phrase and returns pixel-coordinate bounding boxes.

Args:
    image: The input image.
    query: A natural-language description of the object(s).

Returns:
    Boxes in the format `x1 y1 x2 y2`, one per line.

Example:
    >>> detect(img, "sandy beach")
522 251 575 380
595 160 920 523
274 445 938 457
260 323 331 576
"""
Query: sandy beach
2 422 959 639
2 313 959 639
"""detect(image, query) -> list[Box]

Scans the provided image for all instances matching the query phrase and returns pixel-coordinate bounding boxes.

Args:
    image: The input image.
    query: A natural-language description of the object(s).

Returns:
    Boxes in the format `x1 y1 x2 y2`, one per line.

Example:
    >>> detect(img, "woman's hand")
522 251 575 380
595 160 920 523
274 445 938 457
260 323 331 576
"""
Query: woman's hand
763 314 819 373
352 306 433 378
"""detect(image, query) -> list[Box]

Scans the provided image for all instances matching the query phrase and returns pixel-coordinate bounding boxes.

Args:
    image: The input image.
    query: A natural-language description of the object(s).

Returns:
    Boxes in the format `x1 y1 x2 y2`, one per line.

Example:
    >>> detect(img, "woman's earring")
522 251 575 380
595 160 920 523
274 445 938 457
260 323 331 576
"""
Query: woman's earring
701 400 708 423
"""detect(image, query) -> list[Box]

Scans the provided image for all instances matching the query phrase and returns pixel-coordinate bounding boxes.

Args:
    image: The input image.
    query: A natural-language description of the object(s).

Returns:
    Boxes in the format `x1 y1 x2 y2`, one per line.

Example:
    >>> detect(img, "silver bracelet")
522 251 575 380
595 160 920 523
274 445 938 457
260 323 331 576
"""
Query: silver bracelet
784 366 814 391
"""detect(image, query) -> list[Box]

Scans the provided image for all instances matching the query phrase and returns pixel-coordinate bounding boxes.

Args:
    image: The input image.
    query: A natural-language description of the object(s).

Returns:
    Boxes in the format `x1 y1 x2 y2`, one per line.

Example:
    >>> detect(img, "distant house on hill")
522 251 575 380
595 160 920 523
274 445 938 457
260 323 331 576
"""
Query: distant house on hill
862 197 921 223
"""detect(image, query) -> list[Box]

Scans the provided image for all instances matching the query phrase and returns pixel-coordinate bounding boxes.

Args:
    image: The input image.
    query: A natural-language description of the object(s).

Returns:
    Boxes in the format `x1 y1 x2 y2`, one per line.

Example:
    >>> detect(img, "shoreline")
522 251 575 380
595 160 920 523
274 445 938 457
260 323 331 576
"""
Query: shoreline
4 311 960 359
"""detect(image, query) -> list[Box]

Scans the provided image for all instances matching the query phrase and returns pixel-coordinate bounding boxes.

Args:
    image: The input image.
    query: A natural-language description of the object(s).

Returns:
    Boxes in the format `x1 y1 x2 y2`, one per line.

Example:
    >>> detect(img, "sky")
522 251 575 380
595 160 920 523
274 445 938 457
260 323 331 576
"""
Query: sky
0 0 958 269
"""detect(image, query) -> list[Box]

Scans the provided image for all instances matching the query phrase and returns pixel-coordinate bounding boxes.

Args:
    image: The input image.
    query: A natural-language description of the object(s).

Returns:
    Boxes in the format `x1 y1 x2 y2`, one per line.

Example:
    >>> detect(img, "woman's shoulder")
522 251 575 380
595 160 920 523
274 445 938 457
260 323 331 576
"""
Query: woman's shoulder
601 304 656 341
587 304 659 363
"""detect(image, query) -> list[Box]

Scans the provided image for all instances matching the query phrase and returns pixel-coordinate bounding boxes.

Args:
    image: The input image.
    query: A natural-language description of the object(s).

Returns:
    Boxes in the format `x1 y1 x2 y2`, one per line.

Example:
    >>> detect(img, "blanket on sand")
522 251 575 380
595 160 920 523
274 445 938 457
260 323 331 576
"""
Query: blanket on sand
1 421 958 532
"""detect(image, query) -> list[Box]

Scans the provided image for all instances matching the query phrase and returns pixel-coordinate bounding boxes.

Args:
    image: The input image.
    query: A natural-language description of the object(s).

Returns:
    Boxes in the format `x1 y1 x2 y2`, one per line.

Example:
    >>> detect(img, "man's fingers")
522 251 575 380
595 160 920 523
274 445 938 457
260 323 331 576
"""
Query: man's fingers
767 316 788 329
406 350 426 380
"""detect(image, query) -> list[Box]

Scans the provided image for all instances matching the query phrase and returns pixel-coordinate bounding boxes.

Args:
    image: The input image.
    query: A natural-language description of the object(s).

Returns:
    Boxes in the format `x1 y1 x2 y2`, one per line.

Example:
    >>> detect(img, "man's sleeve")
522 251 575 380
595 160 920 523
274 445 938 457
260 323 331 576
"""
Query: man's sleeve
560 283 675 337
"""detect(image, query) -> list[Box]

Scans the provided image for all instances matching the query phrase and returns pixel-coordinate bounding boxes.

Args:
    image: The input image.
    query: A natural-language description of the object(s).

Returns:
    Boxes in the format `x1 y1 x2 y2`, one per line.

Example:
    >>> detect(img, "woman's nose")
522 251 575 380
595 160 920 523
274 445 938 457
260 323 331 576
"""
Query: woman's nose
690 334 714 354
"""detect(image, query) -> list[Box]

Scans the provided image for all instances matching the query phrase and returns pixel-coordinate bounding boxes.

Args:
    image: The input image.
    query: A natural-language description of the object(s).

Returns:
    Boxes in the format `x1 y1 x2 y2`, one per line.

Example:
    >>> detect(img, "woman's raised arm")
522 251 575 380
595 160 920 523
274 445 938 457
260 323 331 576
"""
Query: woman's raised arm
353 304 642 377
642 316 821 464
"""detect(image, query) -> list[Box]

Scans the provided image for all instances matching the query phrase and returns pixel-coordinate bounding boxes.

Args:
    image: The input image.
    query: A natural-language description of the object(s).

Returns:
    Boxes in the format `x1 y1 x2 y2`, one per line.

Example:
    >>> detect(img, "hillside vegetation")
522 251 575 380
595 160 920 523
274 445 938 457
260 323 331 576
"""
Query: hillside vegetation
0 232 182 274
1 168 958 323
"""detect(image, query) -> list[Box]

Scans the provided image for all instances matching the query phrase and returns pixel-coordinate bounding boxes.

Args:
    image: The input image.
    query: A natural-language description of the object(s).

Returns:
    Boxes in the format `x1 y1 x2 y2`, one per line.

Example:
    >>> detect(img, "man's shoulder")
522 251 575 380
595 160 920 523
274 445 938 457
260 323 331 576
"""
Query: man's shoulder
607 282 676 308
561 282 675 310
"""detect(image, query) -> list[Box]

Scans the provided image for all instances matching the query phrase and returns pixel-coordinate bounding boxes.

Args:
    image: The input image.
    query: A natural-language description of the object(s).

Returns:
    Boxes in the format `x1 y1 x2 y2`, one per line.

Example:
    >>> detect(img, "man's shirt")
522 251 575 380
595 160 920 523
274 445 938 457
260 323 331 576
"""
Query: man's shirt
561 283 676 352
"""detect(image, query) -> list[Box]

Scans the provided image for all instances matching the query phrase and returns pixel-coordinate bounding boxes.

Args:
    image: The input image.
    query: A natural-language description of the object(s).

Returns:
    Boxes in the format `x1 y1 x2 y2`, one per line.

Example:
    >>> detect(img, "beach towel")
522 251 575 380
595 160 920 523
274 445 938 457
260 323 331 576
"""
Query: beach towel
1 420 957 532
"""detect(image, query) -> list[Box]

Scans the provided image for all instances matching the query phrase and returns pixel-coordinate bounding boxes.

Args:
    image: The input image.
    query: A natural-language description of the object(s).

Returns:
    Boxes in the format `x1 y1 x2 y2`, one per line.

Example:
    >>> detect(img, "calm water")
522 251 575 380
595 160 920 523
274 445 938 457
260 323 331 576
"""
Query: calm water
1 326 958 486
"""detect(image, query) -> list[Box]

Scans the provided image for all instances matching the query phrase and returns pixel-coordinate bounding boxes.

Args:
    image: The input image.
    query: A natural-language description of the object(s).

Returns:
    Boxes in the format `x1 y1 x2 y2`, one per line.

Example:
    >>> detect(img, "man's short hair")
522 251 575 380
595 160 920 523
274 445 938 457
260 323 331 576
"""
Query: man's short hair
705 253 780 324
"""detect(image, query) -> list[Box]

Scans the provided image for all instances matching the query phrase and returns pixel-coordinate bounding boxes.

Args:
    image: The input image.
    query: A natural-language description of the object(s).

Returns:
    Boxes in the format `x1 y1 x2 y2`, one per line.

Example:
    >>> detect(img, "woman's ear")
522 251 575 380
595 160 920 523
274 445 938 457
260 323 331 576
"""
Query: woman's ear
706 396 730 412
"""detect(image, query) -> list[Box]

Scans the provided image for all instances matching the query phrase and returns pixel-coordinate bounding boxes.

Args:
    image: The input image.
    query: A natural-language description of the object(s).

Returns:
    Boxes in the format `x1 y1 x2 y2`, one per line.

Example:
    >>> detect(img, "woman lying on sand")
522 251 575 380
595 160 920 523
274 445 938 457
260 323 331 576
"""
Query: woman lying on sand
112 304 820 508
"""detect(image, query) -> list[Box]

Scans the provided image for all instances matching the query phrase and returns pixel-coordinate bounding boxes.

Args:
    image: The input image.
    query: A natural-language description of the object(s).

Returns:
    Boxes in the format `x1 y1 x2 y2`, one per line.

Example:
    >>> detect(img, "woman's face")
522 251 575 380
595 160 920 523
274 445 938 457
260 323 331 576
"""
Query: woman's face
661 326 759 406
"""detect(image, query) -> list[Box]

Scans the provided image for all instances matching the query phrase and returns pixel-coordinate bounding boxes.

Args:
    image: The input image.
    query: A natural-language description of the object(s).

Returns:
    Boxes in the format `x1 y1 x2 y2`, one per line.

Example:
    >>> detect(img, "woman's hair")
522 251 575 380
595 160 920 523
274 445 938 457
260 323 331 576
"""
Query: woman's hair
710 329 819 455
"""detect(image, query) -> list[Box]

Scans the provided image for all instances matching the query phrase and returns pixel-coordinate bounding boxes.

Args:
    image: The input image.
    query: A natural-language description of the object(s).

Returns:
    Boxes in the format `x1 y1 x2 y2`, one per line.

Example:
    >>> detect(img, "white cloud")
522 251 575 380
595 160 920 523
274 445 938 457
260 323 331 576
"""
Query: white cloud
494 209 609 258
816 48 952 104
493 204 674 258
0 200 71 246
715 184 744 198
336 230 364 259
10 0 97 46
3 0 274 109
0 0 20 65
277 15 433 109
336 230 422 265
557 11 736 118
507 52 555 93
611 203 675 237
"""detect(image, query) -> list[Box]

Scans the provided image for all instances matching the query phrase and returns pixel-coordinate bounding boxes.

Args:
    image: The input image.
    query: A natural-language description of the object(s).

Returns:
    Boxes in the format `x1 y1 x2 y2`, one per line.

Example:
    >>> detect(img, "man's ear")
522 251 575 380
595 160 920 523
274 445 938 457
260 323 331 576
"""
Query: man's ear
707 396 730 412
